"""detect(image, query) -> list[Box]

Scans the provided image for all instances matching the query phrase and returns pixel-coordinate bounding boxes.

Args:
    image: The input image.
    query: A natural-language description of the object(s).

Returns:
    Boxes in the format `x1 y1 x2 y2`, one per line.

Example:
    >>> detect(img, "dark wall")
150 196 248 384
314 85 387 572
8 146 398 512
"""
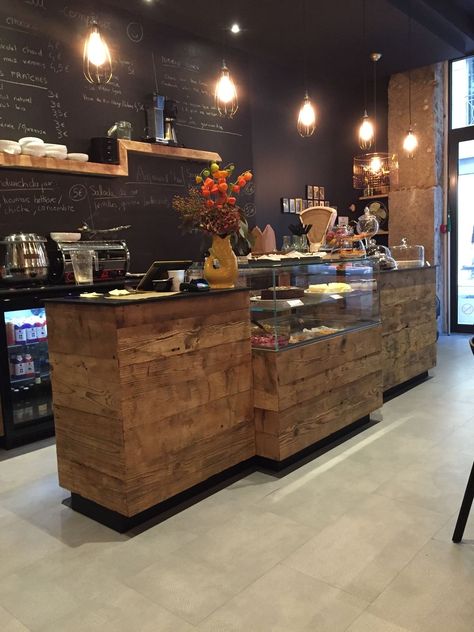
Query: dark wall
251 63 389 247
0 0 388 266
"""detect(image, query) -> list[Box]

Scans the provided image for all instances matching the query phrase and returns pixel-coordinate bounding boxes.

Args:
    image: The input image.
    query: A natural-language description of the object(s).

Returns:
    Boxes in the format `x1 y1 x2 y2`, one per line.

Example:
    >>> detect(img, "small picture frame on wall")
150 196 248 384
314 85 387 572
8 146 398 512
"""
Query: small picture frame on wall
319 186 325 199
295 198 303 214
289 198 296 214
324 200 330 207
281 198 290 214
338 215 349 226
303 199 309 210
306 185 313 200
312 186 319 200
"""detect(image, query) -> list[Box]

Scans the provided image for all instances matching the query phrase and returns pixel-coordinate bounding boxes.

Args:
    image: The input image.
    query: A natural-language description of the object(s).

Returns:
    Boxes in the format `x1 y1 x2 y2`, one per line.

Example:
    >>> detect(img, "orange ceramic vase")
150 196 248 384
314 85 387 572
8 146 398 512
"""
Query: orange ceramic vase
203 234 238 289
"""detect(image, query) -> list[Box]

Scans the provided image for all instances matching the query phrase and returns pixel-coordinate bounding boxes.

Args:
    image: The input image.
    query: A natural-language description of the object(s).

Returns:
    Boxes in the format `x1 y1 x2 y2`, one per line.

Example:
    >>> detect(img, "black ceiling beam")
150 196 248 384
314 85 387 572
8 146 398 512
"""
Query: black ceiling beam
388 0 474 54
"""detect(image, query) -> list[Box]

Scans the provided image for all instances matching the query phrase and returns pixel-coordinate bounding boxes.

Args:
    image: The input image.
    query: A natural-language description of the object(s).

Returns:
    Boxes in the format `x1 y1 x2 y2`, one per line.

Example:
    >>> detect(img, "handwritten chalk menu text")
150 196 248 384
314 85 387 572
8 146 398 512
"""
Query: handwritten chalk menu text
0 0 253 269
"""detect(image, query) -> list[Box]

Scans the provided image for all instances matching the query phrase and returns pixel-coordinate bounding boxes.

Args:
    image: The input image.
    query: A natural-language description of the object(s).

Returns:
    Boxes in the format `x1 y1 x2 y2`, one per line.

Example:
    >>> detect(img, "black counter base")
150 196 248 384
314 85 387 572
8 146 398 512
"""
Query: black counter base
67 414 376 533
67 457 256 533
383 371 430 403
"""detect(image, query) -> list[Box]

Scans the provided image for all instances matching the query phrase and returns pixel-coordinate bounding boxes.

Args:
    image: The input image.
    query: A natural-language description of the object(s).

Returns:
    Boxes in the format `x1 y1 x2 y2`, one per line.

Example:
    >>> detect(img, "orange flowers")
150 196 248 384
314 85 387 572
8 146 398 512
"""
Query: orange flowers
174 161 253 238
195 162 252 213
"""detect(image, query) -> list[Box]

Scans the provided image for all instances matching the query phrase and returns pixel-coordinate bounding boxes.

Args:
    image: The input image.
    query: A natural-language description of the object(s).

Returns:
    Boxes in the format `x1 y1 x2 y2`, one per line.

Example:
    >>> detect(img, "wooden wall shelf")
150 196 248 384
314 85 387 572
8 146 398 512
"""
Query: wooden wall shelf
359 193 389 200
0 141 222 178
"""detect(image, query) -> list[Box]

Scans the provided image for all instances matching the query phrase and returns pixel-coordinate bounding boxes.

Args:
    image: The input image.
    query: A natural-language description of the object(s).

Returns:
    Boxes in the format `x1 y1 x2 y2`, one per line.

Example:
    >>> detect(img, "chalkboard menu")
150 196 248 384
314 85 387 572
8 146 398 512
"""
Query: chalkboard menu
0 0 254 270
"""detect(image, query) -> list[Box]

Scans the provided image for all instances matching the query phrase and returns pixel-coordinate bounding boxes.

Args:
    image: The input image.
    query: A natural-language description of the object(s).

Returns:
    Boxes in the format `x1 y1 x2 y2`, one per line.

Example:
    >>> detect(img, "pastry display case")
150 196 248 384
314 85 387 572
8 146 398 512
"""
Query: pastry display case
239 258 380 351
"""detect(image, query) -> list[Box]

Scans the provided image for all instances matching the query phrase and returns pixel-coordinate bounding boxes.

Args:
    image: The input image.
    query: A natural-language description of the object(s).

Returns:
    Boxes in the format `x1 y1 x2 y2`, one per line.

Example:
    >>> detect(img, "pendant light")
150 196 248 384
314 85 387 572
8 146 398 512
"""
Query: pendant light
215 16 238 118
83 20 112 85
353 52 399 195
215 59 238 117
358 0 374 149
297 0 316 137
402 4 418 158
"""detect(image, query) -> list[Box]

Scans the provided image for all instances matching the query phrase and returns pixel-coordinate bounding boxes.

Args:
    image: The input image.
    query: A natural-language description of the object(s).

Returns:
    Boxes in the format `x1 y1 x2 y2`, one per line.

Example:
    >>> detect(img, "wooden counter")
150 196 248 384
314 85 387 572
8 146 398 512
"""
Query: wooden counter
46 290 254 525
379 267 437 392
253 325 383 461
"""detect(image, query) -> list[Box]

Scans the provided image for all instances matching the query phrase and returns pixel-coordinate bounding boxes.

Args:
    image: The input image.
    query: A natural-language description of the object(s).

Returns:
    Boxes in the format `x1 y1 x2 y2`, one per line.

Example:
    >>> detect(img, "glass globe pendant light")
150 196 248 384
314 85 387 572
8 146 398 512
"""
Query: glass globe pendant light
215 60 238 117
83 20 112 85
297 92 316 137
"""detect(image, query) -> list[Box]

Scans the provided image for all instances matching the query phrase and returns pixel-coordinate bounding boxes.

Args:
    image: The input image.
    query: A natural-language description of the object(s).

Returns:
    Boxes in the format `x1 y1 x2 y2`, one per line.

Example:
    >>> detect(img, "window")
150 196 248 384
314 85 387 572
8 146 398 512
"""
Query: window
451 55 474 129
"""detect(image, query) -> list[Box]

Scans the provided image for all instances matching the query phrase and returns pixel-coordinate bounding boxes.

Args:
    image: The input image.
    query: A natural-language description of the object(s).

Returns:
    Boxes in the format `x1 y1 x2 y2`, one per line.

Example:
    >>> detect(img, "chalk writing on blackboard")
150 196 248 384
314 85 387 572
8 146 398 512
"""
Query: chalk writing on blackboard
127 22 143 44
69 184 87 202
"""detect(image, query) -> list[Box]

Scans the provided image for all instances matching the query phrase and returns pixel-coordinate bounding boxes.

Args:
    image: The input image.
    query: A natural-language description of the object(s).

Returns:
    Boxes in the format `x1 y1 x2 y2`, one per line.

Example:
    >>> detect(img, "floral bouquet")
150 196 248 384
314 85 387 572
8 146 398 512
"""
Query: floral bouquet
172 161 253 253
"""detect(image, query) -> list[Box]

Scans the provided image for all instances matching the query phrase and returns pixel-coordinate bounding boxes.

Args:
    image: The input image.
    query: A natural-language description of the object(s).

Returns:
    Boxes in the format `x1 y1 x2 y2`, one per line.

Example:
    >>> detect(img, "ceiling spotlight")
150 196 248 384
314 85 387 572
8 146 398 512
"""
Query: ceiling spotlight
230 23 240 34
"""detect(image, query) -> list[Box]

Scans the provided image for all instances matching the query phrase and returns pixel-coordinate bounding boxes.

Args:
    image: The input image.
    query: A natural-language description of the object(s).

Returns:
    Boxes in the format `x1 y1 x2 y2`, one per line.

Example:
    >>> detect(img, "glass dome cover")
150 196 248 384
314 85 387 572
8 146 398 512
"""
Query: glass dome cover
391 237 425 268
356 207 379 239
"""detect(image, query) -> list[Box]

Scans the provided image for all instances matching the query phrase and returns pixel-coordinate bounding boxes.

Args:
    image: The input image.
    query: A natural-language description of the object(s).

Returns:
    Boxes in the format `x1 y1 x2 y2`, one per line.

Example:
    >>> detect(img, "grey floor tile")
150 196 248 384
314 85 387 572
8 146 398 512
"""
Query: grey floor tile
197 564 368 632
0 605 31 632
347 611 413 631
38 587 197 632
282 493 447 602
126 508 314 625
369 539 474 632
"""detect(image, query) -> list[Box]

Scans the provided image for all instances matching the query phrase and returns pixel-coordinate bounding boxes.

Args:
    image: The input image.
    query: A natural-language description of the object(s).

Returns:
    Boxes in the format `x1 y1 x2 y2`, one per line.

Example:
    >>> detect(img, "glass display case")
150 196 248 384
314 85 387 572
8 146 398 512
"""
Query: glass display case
239 258 380 351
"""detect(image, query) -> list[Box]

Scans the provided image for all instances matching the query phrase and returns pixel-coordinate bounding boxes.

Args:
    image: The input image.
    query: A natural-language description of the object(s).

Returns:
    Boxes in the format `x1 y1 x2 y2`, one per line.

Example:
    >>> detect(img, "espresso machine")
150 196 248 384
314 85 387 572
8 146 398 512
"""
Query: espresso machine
46 239 130 284
145 93 178 146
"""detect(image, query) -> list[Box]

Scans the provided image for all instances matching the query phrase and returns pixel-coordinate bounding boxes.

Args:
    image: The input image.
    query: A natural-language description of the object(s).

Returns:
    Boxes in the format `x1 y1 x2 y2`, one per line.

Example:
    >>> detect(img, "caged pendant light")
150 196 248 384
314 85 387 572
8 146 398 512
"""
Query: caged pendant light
83 20 112 85
297 0 316 137
215 59 238 117
353 52 399 195
402 3 418 158
358 0 374 150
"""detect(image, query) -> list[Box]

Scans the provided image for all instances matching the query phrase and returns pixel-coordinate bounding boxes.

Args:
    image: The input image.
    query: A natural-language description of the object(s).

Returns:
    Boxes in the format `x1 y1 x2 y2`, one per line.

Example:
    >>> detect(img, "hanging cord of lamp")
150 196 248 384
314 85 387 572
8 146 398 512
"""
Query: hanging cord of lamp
358 0 374 149
83 18 112 85
297 0 316 137
215 16 238 118
403 3 418 158
368 52 383 173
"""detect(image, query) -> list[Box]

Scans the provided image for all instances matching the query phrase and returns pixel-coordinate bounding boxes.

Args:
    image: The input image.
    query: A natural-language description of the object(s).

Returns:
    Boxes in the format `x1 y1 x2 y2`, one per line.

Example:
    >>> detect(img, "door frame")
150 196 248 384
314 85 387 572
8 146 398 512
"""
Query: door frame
448 126 474 333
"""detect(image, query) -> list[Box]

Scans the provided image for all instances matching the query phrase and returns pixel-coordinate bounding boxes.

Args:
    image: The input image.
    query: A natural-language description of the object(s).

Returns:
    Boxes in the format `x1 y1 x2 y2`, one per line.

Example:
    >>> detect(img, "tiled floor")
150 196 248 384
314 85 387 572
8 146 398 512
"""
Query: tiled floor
0 334 473 631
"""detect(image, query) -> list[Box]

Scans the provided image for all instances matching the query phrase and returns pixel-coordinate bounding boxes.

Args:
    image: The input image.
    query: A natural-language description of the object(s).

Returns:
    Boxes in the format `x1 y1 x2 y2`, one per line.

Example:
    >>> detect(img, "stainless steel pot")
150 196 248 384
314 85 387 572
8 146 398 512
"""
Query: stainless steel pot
0 233 49 283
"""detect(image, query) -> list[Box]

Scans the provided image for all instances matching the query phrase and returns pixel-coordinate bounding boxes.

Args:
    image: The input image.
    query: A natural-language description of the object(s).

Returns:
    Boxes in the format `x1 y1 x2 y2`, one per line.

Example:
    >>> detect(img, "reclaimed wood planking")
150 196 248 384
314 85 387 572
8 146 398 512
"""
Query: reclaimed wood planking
253 326 383 460
255 371 381 460
379 268 437 391
124 421 255 515
117 313 250 366
48 291 254 517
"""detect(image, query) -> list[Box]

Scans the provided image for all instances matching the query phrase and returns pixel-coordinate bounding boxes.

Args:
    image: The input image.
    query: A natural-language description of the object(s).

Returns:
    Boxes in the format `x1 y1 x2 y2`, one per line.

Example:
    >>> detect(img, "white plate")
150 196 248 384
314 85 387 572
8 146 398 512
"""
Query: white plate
67 153 89 162
0 140 21 155
44 150 67 160
21 146 46 157
18 137 44 146
44 143 67 152
50 232 81 242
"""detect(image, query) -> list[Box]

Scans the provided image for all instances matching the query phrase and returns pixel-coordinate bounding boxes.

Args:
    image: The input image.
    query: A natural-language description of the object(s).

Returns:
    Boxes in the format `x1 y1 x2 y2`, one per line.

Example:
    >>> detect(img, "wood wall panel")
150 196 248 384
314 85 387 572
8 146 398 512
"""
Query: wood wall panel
47 291 254 517
253 325 383 461
379 268 437 391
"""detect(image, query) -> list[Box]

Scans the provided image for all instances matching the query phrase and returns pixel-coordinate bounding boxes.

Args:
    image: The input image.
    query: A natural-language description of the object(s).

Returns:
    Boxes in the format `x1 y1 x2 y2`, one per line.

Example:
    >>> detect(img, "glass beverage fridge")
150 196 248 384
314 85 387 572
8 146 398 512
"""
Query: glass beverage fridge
0 297 53 448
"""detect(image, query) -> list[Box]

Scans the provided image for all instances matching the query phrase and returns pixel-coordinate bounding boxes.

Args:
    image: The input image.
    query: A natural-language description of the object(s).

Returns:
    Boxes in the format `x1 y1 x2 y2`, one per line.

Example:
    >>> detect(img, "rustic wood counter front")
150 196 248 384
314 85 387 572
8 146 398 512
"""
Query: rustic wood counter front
46 290 254 528
379 267 437 392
